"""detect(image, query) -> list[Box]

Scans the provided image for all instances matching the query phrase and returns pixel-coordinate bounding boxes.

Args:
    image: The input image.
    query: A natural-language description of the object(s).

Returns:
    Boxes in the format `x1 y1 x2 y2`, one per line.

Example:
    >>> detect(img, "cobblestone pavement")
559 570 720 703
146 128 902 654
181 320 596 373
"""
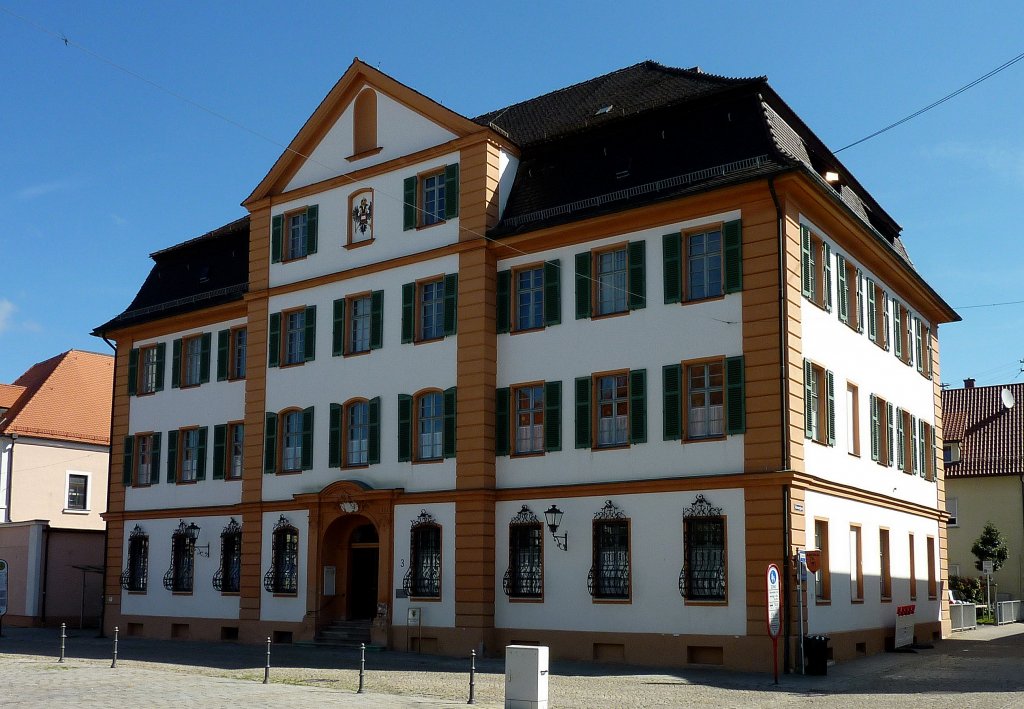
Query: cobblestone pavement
1 624 1022 707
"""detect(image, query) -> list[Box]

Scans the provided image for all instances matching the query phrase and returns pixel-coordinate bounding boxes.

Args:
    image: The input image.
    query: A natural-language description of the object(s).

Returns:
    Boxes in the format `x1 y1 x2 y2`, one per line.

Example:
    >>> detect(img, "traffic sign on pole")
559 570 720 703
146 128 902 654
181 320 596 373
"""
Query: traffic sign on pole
766 563 782 684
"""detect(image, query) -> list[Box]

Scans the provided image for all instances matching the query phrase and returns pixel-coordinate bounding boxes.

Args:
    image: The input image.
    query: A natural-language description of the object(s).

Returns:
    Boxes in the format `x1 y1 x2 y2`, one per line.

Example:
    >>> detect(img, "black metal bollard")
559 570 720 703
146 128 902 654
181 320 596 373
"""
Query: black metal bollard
468 649 476 705
263 636 271 684
357 642 365 694
58 622 66 663
110 627 119 668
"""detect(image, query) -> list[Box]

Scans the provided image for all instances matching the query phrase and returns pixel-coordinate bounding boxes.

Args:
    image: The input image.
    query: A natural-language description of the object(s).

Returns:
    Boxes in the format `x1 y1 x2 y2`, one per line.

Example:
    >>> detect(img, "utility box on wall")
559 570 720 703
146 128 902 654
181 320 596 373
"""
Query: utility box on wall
505 644 548 709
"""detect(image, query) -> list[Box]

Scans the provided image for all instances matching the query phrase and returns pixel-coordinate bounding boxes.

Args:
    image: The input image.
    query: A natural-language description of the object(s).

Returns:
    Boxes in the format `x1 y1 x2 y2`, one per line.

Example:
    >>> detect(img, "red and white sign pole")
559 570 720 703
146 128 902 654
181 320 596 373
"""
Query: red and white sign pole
766 563 782 684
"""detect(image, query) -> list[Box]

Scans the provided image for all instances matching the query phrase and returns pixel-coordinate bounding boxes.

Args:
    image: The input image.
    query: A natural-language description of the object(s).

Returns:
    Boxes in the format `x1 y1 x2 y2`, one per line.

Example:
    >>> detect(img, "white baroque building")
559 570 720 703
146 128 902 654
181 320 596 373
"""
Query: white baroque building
94 60 958 671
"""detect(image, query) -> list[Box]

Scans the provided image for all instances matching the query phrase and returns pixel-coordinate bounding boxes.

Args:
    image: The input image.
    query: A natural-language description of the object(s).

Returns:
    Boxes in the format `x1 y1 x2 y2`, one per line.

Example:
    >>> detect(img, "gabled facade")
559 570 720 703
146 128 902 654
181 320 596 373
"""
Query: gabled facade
95 60 958 670
943 380 1024 600
0 349 113 626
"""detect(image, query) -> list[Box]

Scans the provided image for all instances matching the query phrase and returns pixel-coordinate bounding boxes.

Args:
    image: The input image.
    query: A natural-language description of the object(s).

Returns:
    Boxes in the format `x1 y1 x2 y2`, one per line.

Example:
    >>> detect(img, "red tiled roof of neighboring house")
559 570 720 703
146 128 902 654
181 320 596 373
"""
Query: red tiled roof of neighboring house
942 382 1024 478
0 383 26 409
0 350 113 445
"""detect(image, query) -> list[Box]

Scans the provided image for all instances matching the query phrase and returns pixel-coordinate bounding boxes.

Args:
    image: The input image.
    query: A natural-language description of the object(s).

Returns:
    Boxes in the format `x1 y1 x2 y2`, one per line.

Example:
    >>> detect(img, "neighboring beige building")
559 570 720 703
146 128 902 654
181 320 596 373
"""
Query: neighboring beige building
943 380 1024 601
0 350 113 626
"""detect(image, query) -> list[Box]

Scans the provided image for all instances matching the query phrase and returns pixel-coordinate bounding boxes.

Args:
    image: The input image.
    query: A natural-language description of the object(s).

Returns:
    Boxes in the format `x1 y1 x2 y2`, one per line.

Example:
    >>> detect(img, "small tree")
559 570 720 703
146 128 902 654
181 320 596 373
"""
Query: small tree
972 521 1009 572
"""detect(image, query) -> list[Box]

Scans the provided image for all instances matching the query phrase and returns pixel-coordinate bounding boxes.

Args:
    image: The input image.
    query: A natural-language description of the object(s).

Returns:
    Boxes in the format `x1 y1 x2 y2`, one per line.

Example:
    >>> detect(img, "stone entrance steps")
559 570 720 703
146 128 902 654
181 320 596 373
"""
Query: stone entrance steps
313 619 373 648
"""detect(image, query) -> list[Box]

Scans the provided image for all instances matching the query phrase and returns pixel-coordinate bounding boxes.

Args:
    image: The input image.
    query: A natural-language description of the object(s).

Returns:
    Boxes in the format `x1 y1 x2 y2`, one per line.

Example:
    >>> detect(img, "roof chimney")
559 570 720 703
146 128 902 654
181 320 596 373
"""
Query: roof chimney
964 378 975 389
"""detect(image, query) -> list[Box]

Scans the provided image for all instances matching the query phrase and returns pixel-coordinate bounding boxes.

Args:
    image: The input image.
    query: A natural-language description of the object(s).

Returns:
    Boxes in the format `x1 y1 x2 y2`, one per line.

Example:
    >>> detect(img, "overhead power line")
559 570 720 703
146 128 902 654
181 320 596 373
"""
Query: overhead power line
835 50 1024 153
953 298 1024 311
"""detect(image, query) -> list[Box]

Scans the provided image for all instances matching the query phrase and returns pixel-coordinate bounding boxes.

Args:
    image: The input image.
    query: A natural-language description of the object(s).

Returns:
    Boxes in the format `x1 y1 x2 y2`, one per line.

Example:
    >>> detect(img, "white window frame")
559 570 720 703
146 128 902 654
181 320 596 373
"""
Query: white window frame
946 496 958 527
64 471 90 513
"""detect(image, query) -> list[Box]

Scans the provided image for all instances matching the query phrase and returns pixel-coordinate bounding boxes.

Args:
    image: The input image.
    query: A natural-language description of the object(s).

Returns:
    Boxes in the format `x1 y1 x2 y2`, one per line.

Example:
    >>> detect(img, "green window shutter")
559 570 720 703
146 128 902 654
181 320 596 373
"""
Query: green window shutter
199 332 212 383
496 270 511 334
726 356 746 435
403 176 417 230
196 427 208 481
856 271 865 333
662 364 682 440
915 318 924 373
800 225 813 298
306 205 318 255
912 416 920 475
267 313 281 368
836 255 848 323
213 424 227 480
627 241 646 310
662 233 682 304
544 260 561 326
397 394 412 462
574 376 591 449
127 348 139 396
370 290 384 350
804 359 814 439
368 397 381 465
401 283 415 344
444 163 459 220
332 298 346 357
723 219 743 294
167 430 179 483
896 408 905 470
328 403 342 468
823 242 833 312
495 387 510 456
122 436 134 485
886 402 895 467
882 293 891 351
544 380 562 452
301 407 314 470
870 395 879 461
629 369 647 444
443 387 457 459
443 274 458 336
892 300 902 359
150 433 161 485
825 370 836 446
304 305 317 361
866 279 876 340
271 215 283 263
264 412 278 474
574 252 591 319
216 330 229 381
154 342 166 391
171 338 182 388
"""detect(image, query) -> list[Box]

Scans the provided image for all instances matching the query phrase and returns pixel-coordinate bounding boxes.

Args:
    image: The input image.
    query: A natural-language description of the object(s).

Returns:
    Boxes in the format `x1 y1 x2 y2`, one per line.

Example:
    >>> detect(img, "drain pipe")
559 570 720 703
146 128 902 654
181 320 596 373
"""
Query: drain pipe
98 335 118 638
768 176 794 672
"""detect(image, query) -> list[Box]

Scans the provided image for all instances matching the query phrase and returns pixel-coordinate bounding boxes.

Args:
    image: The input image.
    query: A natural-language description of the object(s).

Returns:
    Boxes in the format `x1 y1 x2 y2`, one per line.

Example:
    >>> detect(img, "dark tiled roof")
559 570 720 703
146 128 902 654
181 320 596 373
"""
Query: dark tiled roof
473 61 762 146
94 216 250 334
942 383 1024 478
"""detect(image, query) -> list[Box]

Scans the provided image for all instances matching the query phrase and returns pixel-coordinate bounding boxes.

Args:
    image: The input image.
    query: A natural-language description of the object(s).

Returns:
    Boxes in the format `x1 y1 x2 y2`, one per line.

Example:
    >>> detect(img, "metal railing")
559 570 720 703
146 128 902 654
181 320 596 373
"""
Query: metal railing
996 600 1021 625
950 603 978 631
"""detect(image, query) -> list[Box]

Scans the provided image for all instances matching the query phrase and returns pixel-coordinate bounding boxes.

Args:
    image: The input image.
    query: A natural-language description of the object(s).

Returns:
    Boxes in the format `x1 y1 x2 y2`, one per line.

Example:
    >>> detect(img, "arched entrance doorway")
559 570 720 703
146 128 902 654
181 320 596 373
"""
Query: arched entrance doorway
320 515 380 622
347 523 379 620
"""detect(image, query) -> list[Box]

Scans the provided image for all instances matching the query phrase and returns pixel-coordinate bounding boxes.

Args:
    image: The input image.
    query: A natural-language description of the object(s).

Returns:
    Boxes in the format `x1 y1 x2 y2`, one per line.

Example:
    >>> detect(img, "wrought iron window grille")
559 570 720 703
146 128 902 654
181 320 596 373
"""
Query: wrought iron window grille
678 495 727 601
120 524 149 592
213 518 242 593
163 519 197 593
403 511 441 598
264 515 299 595
503 506 543 598
588 505 630 600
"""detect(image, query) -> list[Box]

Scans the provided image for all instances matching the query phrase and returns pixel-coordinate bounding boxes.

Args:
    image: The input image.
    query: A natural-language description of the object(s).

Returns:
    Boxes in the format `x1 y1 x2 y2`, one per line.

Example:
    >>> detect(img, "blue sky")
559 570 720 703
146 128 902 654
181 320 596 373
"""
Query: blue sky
1 1 1022 388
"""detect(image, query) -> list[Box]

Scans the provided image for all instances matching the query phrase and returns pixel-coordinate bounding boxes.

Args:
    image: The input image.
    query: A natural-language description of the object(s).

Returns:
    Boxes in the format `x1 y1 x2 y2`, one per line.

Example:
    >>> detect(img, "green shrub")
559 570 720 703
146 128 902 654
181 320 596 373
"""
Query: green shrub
949 575 984 604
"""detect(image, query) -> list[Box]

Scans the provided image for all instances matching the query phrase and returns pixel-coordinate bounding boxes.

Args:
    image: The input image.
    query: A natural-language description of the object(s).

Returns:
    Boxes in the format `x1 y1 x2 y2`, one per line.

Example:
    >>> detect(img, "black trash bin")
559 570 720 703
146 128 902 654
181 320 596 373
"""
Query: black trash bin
803 634 830 675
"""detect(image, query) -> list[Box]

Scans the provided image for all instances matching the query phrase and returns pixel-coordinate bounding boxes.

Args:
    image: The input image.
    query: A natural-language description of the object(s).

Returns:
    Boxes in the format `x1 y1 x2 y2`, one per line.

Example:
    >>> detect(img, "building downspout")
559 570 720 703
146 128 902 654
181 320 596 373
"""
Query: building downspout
1 434 14 523
98 335 117 638
768 176 794 671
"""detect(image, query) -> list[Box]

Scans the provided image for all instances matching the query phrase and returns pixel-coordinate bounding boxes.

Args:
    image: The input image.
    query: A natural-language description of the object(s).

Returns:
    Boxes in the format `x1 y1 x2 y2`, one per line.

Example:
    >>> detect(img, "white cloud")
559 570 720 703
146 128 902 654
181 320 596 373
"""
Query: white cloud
0 299 15 334
925 141 1024 184
15 179 76 200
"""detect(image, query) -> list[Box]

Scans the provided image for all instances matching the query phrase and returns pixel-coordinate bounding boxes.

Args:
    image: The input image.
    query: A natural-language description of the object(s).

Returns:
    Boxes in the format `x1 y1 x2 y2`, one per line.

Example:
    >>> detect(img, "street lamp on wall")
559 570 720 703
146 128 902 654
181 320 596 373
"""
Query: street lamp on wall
544 505 568 551
185 521 210 558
